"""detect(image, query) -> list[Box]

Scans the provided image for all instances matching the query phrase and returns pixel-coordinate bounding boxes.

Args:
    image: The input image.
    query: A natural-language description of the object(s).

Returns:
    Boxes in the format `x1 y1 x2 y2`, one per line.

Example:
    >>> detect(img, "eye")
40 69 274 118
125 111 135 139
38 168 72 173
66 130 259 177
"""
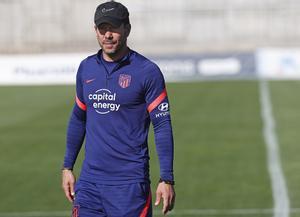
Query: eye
98 28 106 35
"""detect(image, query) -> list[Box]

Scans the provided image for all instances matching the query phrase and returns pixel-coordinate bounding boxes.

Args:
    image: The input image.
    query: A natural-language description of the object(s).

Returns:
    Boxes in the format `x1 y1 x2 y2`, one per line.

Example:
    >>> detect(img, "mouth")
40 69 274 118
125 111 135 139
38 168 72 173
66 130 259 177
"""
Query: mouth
103 40 115 45
103 41 116 49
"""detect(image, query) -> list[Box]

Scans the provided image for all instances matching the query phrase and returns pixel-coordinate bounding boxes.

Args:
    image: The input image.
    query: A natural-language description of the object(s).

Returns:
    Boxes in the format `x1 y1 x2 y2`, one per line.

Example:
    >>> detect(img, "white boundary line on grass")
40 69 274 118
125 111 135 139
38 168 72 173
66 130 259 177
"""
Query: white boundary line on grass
259 80 290 217
0 80 291 217
1 208 300 217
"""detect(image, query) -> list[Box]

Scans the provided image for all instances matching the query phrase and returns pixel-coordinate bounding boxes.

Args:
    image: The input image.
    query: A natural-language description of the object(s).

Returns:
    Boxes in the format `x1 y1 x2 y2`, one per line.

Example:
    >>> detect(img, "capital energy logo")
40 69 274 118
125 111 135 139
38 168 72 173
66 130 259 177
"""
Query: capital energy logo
88 89 120 114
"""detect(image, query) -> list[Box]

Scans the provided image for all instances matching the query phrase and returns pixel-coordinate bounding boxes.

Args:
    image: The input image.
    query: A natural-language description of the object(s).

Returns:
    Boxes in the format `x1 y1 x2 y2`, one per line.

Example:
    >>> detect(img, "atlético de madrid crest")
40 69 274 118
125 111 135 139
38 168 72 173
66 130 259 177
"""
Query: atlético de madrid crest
119 74 131 88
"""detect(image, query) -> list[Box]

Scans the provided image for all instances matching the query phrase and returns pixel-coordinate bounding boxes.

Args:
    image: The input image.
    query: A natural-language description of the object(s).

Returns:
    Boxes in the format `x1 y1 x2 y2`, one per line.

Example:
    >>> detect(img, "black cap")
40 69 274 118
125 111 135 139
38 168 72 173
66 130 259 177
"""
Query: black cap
94 1 130 27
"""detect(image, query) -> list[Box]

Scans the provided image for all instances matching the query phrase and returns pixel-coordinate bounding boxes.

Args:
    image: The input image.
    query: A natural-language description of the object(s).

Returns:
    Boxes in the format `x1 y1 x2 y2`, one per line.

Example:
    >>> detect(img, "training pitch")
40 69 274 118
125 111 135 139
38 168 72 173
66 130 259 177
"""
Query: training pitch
0 81 300 217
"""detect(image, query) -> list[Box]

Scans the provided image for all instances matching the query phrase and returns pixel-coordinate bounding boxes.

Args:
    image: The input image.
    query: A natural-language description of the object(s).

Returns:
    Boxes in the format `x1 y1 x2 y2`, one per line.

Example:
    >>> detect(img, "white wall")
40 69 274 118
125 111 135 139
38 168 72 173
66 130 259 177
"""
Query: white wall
1 0 300 54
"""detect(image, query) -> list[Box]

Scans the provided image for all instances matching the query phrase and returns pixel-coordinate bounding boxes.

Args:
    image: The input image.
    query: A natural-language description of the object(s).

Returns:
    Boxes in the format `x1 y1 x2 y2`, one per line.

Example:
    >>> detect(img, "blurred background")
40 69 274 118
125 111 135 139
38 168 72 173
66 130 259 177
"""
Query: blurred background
1 0 300 217
1 0 300 54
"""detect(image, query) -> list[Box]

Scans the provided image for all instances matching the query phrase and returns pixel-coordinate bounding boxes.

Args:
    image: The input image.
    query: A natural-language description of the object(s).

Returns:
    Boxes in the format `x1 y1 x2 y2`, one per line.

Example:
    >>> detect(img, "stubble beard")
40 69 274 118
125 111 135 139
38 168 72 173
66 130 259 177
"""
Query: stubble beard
99 38 127 59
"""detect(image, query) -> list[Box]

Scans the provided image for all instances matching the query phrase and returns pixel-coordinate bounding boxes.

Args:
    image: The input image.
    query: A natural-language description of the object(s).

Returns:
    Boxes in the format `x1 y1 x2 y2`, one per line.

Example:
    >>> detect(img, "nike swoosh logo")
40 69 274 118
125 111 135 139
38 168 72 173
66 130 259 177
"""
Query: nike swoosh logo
85 78 96 84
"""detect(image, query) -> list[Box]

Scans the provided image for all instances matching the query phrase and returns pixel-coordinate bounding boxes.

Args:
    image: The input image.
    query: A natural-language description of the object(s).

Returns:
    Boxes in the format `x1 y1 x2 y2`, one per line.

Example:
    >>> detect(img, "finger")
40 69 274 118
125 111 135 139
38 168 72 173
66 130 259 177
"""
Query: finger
168 200 173 211
155 191 162 206
168 193 175 211
66 193 73 202
63 184 73 202
162 196 169 215
70 182 75 200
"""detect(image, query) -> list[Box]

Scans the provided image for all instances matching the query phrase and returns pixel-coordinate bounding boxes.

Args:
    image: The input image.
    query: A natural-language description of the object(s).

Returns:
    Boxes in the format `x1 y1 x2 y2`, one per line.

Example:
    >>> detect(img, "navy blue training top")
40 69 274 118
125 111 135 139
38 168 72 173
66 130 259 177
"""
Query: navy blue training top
63 49 174 184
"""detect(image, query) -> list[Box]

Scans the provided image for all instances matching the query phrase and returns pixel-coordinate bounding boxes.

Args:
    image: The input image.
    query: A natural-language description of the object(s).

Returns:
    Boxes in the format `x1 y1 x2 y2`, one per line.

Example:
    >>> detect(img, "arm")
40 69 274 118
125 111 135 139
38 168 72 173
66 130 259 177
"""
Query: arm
151 110 175 215
63 104 86 170
150 93 176 215
62 64 86 202
145 65 175 215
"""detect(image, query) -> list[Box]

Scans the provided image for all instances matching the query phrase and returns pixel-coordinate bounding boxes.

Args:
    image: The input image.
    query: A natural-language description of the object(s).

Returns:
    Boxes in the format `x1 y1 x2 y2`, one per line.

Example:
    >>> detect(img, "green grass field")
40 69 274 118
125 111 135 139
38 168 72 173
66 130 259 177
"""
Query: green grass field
0 81 299 217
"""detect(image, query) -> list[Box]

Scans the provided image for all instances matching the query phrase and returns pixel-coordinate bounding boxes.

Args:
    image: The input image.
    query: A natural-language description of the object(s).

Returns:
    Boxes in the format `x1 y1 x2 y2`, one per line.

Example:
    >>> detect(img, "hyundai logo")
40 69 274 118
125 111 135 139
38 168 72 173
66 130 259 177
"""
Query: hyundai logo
158 102 169 111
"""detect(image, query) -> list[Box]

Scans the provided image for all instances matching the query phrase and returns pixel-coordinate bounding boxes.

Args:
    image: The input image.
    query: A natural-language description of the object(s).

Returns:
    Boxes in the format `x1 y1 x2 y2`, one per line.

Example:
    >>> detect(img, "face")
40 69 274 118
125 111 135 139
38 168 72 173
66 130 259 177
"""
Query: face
95 23 130 59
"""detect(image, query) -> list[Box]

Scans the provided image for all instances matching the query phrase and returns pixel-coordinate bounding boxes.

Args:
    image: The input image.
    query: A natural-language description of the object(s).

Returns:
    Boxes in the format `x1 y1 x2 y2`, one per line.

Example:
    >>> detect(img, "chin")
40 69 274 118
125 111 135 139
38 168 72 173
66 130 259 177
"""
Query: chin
104 49 117 55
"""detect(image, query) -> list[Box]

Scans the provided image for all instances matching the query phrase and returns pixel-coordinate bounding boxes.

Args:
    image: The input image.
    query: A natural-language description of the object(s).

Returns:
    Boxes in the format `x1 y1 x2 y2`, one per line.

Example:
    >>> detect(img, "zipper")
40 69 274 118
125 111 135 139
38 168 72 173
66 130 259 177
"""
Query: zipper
104 61 125 89
99 51 131 88
106 74 108 88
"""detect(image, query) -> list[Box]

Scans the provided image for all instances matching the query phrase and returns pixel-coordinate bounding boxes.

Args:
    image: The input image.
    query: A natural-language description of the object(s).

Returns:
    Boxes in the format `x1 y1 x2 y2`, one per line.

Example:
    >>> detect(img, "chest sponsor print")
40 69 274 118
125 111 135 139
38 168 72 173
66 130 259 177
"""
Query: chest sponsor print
88 89 120 114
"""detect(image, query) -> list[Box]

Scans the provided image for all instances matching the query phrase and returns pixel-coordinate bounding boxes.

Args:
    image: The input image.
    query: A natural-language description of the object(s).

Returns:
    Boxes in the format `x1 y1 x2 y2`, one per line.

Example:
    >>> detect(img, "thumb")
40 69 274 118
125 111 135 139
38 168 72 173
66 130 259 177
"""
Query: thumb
70 180 76 199
70 183 75 197
155 191 162 206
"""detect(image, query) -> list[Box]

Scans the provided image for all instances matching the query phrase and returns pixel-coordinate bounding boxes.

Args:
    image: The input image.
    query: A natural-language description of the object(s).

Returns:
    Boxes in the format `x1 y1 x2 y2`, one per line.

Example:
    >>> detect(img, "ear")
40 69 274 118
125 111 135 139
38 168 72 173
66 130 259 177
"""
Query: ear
125 24 131 37
94 25 98 32
94 25 100 38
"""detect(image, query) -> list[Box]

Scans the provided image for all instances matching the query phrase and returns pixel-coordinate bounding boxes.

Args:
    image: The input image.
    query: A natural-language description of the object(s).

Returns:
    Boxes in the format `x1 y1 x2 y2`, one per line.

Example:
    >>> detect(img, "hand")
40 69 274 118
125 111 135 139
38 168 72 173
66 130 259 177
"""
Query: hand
155 182 176 215
61 169 76 202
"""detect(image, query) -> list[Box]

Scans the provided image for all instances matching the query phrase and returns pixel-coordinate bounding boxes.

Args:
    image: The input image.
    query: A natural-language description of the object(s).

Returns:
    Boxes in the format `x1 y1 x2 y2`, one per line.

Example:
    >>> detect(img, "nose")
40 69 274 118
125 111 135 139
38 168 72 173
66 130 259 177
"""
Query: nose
104 30 113 39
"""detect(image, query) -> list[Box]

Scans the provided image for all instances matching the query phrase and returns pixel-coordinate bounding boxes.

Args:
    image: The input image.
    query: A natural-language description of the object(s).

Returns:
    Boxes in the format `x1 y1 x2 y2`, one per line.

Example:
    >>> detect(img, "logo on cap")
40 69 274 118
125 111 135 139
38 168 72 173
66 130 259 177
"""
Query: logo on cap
102 7 115 13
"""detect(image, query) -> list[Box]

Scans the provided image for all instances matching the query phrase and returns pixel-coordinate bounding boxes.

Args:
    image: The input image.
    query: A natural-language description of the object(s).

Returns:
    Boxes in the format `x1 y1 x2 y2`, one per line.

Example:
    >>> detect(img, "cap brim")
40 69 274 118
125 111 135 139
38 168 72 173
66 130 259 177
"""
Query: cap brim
95 17 123 28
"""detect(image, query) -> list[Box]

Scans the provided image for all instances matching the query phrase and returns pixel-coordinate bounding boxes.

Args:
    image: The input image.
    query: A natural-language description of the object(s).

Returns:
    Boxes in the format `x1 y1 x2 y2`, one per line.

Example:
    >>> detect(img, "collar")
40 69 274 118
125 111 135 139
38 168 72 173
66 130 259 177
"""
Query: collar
96 49 132 66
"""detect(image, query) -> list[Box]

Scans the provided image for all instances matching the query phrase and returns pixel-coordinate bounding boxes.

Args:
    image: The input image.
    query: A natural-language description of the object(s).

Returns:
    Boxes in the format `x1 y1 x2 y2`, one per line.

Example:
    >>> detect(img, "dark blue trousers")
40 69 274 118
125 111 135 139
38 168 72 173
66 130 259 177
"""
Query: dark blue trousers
72 180 152 217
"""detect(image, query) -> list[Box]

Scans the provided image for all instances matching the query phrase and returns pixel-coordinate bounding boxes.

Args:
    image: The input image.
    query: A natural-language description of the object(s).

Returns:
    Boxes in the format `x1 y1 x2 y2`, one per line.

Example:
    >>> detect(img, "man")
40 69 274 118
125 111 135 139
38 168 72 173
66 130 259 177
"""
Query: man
62 1 175 216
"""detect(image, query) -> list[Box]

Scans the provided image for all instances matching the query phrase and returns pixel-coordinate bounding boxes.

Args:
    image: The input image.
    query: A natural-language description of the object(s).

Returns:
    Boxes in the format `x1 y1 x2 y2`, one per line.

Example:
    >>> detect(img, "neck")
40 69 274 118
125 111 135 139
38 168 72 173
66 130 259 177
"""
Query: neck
102 46 129 62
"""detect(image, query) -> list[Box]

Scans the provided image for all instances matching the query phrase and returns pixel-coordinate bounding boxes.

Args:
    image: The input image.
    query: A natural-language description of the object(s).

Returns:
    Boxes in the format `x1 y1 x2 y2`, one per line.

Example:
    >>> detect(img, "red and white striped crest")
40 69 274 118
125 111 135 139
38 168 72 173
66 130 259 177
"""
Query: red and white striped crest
72 205 79 217
119 74 131 88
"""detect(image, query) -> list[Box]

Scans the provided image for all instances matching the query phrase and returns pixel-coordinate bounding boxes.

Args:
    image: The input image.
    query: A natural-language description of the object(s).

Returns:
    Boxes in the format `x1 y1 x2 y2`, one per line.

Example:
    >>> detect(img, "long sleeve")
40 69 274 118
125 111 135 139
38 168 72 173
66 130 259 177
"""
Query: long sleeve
145 64 174 181
63 63 87 169
63 105 86 169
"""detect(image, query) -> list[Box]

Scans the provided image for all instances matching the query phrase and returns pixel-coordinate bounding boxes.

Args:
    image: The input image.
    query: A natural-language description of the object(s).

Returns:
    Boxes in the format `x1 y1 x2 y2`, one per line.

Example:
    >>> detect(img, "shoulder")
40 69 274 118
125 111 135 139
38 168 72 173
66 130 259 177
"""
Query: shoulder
130 51 165 89
79 53 98 67
130 50 162 77
76 53 98 76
